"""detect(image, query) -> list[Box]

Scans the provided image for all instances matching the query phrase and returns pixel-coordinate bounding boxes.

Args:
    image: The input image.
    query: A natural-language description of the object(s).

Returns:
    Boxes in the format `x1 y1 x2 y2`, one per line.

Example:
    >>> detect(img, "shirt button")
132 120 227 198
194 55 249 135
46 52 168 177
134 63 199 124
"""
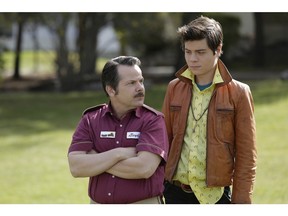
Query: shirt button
116 141 119 144
112 175 115 178
108 193 112 196
120 124 123 127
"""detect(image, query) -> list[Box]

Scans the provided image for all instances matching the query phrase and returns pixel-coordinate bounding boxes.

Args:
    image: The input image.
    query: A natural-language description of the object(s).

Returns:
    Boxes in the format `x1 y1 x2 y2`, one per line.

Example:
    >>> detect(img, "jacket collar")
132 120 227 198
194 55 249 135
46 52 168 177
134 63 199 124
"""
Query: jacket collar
175 59 233 87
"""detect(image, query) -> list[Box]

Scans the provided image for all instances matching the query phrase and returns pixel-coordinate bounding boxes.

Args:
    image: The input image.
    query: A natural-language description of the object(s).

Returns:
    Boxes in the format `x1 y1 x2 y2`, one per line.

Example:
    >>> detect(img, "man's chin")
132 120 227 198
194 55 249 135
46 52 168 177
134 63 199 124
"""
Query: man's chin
134 100 144 107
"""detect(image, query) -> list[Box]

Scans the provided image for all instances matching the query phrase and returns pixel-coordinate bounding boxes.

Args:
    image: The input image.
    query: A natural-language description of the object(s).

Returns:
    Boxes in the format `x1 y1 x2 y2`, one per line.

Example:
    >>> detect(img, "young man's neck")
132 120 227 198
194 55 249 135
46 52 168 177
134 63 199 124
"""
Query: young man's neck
194 65 217 85
195 73 214 85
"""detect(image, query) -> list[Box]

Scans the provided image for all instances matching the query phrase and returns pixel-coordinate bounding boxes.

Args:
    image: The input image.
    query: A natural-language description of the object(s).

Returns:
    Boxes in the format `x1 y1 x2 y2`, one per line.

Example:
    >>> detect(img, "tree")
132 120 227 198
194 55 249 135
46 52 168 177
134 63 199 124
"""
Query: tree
44 13 107 91
112 13 170 59
254 13 265 67
13 15 24 80
2 13 46 80
44 13 76 91
77 13 107 77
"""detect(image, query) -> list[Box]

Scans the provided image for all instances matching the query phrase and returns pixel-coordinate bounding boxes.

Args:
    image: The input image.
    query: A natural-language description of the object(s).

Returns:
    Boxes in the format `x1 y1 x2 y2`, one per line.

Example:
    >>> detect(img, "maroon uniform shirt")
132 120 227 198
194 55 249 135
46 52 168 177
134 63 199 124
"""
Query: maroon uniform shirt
69 103 169 203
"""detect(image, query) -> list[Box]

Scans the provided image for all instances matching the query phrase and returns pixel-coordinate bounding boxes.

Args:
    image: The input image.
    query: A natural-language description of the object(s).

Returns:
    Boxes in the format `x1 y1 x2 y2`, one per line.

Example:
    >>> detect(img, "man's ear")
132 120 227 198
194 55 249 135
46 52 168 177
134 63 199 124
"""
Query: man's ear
216 44 223 57
106 85 115 96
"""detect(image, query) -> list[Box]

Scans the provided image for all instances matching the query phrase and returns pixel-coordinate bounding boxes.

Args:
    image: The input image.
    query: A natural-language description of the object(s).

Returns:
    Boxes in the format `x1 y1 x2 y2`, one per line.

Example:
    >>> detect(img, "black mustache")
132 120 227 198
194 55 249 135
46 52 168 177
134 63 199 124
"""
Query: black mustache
135 92 145 98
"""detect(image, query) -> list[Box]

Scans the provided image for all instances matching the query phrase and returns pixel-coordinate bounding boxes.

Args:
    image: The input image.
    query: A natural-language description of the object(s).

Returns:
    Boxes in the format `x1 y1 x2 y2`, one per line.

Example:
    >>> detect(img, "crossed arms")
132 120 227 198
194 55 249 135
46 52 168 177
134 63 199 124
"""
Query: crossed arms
68 147 162 179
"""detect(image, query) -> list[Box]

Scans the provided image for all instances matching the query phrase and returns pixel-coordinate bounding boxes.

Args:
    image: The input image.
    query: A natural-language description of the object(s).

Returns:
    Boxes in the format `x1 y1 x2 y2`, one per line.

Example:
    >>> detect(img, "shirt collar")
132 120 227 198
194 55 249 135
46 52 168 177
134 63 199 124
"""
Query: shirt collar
105 102 141 118
181 66 224 87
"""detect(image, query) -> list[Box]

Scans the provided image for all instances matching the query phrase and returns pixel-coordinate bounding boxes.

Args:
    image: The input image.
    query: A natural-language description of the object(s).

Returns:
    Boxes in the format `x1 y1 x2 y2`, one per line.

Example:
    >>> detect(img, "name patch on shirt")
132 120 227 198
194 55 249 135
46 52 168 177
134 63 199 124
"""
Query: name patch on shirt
126 132 140 139
100 131 116 138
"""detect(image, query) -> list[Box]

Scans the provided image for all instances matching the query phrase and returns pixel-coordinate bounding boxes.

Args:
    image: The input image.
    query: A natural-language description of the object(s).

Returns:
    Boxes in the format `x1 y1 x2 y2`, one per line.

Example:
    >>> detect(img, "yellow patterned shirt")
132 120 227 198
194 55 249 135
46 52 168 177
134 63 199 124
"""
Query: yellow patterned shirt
173 67 224 204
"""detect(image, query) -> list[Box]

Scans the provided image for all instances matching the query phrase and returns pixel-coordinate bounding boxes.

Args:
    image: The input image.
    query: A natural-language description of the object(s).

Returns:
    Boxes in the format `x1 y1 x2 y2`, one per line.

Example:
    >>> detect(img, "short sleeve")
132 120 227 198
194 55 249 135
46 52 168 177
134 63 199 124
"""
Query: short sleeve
68 115 94 153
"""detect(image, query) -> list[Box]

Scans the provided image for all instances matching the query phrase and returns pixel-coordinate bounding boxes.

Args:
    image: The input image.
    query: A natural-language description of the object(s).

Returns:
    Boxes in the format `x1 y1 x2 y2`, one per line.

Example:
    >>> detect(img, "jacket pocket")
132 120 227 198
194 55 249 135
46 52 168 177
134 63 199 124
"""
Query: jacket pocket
216 108 235 144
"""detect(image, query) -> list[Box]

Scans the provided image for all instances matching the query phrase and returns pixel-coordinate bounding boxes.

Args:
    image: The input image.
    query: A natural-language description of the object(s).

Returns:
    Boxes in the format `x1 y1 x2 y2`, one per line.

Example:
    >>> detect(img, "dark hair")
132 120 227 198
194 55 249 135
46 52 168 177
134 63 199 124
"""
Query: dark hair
101 56 141 96
177 15 223 54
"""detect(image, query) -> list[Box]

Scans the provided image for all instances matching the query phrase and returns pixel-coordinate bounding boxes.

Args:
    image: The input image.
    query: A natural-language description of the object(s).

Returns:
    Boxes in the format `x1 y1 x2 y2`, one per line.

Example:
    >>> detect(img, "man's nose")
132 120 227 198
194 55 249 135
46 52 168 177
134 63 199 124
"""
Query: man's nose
189 52 198 61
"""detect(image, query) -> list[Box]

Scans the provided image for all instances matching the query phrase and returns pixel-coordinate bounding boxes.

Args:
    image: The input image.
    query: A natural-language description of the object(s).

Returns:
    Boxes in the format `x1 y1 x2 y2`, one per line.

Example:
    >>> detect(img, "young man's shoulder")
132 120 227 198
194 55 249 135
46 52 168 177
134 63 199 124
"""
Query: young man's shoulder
229 79 251 91
167 78 191 93
142 104 164 117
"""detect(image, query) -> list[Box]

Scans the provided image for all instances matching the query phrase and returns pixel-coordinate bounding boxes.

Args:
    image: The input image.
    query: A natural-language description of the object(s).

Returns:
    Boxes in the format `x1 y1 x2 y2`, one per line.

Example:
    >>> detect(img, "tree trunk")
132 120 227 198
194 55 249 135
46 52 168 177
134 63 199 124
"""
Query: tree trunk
78 13 98 76
55 16 70 80
13 18 24 80
254 13 265 67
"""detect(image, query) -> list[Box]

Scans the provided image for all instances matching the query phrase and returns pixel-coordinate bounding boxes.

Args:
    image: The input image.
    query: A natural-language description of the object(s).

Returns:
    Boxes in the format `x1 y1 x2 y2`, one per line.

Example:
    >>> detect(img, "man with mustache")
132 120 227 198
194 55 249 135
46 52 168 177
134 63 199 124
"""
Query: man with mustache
68 56 169 204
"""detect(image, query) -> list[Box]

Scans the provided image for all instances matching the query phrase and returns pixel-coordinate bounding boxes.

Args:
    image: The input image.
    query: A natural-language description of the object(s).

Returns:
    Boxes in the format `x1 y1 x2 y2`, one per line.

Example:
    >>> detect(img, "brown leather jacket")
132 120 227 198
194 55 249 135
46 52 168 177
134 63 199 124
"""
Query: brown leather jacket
162 60 257 203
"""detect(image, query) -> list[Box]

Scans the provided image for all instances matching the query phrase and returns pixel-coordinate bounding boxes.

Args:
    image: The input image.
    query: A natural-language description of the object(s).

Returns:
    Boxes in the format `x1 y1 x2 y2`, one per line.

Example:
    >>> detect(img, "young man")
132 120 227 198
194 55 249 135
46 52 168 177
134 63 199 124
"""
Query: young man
162 16 257 204
68 56 169 204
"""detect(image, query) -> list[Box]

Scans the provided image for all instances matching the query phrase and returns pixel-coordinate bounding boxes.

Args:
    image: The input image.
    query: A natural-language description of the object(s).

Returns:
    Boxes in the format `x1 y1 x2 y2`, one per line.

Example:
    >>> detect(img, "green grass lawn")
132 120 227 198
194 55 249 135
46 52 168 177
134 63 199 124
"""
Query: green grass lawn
0 79 288 203
247 80 288 204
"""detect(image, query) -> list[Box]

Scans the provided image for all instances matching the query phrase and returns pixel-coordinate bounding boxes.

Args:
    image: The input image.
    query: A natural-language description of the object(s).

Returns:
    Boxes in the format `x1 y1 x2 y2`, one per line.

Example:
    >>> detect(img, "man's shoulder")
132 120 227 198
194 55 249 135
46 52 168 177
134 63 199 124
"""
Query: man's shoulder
169 77 191 89
82 104 107 116
142 104 164 117
229 79 251 91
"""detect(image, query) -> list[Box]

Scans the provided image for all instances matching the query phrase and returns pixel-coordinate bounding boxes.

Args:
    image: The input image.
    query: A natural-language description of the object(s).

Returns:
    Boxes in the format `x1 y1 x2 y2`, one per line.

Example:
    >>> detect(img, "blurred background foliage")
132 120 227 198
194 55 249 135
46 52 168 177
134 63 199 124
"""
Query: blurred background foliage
0 12 288 92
